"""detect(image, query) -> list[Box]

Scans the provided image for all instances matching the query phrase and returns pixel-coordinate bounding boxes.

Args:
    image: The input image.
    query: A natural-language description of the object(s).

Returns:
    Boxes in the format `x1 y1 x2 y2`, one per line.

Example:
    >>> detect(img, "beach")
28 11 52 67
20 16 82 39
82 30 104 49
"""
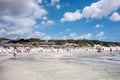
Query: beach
0 50 120 80
0 0 120 80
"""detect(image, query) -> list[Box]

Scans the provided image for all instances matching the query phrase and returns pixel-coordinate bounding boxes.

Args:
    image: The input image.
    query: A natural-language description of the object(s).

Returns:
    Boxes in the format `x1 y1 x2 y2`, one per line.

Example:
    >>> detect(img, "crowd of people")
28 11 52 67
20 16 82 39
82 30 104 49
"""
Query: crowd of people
0 46 120 59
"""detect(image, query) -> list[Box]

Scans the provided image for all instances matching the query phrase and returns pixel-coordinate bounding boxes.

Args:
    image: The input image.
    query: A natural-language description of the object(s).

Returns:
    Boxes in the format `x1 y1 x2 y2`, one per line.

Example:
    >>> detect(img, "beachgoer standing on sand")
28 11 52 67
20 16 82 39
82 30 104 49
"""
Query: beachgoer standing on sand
13 47 17 59
110 48 112 52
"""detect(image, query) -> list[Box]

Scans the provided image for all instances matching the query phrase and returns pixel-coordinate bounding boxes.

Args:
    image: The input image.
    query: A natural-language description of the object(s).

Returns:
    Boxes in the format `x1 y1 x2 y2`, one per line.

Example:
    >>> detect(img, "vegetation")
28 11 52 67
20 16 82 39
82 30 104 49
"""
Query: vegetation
0 38 120 47
28 38 41 42
42 39 120 47
0 38 10 42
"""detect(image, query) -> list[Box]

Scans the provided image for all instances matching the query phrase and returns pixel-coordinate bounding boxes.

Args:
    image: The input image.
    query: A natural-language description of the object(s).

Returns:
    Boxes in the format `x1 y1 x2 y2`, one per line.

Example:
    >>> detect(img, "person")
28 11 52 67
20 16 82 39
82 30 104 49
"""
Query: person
97 47 101 53
110 48 112 52
13 47 17 59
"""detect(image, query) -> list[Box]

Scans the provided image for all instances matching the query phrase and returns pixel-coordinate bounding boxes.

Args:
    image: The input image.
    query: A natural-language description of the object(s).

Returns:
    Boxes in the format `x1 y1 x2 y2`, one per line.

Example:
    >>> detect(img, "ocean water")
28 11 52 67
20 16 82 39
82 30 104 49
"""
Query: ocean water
0 53 120 80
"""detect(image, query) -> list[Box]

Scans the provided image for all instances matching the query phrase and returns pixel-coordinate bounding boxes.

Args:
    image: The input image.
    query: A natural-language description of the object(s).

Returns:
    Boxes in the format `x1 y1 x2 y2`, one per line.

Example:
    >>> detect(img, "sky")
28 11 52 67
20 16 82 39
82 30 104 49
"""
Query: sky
0 0 120 42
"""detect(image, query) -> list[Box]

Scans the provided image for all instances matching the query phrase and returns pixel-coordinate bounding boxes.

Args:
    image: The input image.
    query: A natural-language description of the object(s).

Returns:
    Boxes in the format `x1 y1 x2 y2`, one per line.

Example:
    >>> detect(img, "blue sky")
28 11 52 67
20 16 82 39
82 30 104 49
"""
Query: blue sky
0 0 120 42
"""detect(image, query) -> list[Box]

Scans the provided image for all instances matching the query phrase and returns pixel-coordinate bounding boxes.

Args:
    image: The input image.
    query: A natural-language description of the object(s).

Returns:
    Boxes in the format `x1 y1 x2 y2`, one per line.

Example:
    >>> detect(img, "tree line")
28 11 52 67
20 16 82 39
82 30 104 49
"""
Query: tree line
0 38 120 47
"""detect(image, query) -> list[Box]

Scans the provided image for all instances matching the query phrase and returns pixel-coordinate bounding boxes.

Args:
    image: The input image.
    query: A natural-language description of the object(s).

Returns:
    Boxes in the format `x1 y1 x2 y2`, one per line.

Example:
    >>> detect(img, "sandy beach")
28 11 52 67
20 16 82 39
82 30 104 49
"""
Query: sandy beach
0 0 120 80
0 51 120 80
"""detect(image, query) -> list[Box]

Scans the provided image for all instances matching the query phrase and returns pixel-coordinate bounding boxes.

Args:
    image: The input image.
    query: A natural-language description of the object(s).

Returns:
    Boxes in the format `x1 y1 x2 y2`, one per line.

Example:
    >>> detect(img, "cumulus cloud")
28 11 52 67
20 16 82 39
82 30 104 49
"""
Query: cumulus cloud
47 20 55 24
96 32 104 37
51 0 60 6
28 31 45 38
0 0 47 17
69 33 92 40
0 15 36 37
79 33 92 40
0 22 33 38
61 0 120 22
27 31 53 40
49 0 61 10
0 0 48 38
37 0 43 4
42 35 52 40
82 0 120 19
95 24 103 28
61 10 82 22
96 32 106 40
41 20 55 26
42 16 48 20
109 12 120 21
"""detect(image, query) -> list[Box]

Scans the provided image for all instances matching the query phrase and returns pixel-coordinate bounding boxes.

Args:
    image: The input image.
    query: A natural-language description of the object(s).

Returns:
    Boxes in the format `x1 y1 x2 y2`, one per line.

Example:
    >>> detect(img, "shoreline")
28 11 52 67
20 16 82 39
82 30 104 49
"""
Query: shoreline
0 49 119 61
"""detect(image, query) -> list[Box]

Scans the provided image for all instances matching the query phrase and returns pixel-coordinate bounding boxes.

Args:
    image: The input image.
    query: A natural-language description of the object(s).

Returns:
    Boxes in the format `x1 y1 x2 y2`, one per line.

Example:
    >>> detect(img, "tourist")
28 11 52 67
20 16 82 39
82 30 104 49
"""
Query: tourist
110 48 112 52
13 47 17 59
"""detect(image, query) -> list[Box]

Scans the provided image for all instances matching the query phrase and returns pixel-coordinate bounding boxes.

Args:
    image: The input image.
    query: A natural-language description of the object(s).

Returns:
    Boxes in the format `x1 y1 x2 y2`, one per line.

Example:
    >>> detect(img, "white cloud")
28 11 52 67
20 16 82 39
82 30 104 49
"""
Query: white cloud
15 18 36 28
28 31 53 40
70 33 76 37
0 15 36 37
1 15 13 22
42 35 52 40
61 36 67 40
61 10 82 22
82 0 120 19
49 0 61 10
0 29 6 37
0 0 47 17
47 20 55 24
42 16 48 20
41 21 46 25
41 20 55 26
96 32 106 40
61 0 120 22
96 32 104 37
79 33 92 40
109 12 120 21
69 33 92 40
37 0 43 4
0 0 48 38
29 31 45 38
51 0 60 6
65 29 70 33
56 5 61 10
95 24 103 28
0 23 8 28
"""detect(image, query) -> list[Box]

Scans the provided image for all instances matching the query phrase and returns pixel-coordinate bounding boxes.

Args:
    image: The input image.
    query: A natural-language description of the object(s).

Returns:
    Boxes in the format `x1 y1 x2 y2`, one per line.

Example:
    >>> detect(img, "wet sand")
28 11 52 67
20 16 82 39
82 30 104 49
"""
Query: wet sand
0 52 120 80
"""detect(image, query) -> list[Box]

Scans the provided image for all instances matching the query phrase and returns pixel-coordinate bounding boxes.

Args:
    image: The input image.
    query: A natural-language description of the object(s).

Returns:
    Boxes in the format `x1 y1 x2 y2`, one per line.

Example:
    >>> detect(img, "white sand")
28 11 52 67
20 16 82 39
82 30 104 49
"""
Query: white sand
0 51 120 80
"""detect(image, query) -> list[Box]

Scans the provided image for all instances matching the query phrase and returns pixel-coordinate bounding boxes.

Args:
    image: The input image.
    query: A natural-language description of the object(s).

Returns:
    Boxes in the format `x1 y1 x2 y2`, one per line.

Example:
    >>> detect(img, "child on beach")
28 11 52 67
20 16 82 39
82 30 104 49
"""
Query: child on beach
13 47 17 59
